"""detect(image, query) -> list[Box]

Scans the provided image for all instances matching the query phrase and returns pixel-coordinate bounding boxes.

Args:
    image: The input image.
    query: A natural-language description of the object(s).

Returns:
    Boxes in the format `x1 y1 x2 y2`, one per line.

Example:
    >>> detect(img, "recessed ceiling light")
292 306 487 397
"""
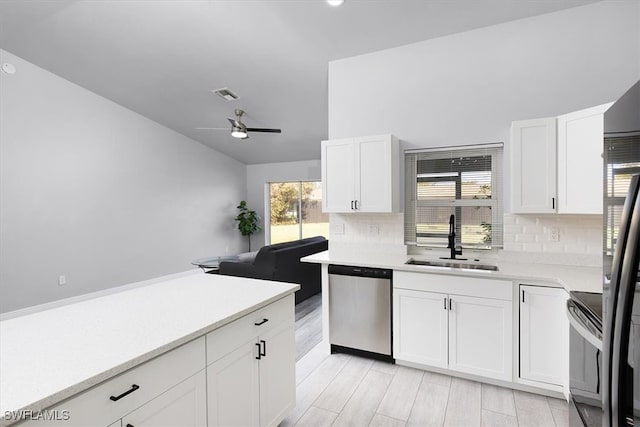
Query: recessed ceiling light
327 0 344 6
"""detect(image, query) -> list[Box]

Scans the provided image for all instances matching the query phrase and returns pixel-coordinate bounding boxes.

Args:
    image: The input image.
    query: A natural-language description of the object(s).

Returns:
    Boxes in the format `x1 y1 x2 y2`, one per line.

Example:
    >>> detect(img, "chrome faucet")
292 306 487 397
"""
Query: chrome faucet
445 214 463 260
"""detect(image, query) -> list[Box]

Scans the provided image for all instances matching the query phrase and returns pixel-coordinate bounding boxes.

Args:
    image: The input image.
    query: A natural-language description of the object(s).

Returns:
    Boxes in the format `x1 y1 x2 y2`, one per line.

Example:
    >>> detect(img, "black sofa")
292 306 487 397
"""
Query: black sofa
218 236 328 304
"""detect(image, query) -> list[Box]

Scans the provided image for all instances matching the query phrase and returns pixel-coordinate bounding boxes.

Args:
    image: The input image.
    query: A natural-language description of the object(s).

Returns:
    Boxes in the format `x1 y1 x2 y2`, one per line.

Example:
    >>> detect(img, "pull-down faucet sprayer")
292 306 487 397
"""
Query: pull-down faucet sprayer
443 214 463 260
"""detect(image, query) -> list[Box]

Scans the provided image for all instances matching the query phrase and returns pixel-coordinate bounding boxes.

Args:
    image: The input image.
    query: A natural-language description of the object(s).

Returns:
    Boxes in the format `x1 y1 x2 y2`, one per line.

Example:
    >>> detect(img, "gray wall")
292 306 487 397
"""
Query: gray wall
0 49 247 313
329 2 639 144
328 1 639 232
246 160 321 249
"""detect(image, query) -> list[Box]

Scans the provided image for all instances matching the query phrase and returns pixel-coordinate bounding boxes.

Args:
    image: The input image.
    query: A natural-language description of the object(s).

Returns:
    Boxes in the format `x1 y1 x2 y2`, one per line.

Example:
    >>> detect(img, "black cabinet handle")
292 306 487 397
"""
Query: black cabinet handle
522 291 525 303
126 424 134 427
552 197 555 209
449 298 452 310
260 340 267 357
110 384 140 401
255 342 262 360
354 200 359 210
444 297 447 310
351 200 354 210
254 318 269 326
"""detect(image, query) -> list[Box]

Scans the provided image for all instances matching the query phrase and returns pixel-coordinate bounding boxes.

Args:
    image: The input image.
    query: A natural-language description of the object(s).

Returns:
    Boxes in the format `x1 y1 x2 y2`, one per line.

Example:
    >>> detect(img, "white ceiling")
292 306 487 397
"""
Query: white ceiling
0 0 598 164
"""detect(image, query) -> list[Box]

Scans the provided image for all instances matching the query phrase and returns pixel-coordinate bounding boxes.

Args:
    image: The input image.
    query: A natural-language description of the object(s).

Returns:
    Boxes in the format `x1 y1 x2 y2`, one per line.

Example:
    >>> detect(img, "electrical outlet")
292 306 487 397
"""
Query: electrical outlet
58 275 66 286
368 224 380 235
331 223 345 235
549 227 560 242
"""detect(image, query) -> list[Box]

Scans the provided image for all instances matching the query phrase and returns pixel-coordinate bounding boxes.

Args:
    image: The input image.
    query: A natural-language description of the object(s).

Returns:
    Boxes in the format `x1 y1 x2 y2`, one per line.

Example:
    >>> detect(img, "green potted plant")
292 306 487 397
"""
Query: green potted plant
235 200 262 251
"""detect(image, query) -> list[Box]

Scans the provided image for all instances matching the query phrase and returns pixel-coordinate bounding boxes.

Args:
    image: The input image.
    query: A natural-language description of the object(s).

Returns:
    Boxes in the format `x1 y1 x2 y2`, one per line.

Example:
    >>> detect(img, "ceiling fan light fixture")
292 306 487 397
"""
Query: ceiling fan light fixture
231 124 248 139
327 0 344 6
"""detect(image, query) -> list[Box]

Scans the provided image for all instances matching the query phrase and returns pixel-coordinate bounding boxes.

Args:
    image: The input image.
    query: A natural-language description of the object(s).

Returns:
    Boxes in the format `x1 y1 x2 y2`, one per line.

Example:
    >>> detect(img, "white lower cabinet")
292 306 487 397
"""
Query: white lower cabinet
393 288 448 368
20 337 206 427
206 295 295 427
393 271 513 382
449 295 513 381
207 341 261 426
519 285 568 387
122 370 207 427
19 295 295 427
258 322 296 427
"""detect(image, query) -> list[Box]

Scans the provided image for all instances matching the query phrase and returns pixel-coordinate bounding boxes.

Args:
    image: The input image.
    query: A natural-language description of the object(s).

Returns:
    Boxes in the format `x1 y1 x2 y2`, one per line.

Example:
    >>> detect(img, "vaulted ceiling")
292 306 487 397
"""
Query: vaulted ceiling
0 0 597 164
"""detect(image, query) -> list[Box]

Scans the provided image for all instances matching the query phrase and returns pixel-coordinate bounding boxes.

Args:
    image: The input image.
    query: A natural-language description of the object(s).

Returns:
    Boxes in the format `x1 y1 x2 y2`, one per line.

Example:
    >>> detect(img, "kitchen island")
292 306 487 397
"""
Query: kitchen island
0 272 299 426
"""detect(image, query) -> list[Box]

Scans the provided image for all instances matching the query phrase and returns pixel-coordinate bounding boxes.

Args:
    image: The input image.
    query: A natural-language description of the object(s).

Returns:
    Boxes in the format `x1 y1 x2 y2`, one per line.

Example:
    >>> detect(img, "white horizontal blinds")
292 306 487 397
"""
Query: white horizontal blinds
604 133 640 255
404 144 503 249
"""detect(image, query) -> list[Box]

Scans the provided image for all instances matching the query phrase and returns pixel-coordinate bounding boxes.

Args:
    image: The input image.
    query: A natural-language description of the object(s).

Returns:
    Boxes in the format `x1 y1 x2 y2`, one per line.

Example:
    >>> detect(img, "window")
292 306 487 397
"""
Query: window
604 133 640 255
404 144 503 250
269 181 330 244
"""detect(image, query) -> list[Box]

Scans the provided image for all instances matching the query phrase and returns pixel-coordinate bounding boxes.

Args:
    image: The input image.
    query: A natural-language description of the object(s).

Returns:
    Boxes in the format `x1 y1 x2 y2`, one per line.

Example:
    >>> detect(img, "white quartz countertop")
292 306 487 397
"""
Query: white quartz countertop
0 273 299 423
302 250 602 293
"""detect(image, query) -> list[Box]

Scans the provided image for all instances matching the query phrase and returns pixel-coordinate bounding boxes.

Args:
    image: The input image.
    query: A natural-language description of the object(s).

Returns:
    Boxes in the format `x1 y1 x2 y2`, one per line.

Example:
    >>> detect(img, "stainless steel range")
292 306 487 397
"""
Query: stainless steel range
568 291 603 427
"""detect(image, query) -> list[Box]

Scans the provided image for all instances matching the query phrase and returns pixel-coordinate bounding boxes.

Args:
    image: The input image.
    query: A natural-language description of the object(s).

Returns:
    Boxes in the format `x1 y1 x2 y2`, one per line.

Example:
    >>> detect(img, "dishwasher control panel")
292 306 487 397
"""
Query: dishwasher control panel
328 264 392 278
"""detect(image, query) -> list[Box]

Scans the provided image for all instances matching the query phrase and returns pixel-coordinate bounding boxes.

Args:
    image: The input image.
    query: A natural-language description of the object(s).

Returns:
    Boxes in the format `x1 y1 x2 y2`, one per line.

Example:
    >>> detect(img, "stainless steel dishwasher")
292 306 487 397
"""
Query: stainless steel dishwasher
328 264 393 361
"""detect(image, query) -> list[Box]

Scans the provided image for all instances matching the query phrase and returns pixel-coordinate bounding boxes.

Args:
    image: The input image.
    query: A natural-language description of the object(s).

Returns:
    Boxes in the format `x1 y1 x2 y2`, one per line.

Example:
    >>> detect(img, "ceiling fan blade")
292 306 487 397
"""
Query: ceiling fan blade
246 127 282 133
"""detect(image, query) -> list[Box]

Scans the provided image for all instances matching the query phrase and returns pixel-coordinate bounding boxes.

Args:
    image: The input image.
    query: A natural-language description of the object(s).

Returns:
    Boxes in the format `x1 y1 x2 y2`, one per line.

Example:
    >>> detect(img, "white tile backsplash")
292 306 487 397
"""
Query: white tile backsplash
329 213 406 255
503 213 602 254
329 212 603 267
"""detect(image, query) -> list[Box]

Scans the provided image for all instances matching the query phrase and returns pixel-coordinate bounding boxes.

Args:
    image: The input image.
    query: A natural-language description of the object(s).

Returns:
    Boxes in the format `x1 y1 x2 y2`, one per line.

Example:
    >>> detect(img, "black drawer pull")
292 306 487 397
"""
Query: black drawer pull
110 384 140 401
254 318 269 326
260 339 267 357
126 424 134 427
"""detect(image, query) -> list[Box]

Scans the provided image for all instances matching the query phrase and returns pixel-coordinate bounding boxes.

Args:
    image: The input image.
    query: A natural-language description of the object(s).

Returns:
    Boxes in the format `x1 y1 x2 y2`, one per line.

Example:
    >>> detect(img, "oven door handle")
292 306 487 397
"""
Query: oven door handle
567 300 603 351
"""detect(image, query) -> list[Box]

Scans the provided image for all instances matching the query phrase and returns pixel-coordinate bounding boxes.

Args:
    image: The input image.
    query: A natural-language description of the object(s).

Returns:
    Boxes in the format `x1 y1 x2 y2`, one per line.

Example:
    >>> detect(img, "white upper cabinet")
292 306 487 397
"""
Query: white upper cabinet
557 103 612 214
510 102 612 215
321 138 356 213
322 134 400 213
510 117 557 213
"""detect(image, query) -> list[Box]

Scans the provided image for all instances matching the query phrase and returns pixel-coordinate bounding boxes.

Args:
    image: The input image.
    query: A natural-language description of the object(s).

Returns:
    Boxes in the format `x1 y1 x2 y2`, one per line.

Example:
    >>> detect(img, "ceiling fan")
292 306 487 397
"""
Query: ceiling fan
196 109 282 139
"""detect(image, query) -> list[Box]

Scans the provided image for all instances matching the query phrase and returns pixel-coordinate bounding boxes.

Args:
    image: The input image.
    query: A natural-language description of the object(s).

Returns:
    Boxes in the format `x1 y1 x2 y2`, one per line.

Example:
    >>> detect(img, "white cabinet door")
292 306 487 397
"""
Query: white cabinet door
557 103 612 214
322 135 399 213
258 322 296 427
510 118 557 213
393 288 448 368
207 341 260 427
520 285 568 386
448 295 513 381
356 135 396 212
322 138 356 213
122 370 207 427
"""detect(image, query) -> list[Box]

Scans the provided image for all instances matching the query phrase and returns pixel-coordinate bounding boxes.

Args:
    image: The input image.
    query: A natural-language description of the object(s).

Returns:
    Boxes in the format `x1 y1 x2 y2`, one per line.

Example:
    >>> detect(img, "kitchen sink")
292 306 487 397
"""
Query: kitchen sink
405 258 499 271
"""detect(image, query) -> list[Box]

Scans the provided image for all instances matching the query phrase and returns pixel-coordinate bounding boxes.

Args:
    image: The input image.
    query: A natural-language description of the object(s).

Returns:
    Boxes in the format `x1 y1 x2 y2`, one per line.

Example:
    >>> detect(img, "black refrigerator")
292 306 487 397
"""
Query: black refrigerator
602 79 640 427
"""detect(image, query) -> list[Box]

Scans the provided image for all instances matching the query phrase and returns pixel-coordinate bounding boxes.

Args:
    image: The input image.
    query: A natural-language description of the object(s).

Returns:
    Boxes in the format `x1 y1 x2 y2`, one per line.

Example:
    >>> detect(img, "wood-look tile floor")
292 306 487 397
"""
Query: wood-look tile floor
295 293 323 361
282 343 569 427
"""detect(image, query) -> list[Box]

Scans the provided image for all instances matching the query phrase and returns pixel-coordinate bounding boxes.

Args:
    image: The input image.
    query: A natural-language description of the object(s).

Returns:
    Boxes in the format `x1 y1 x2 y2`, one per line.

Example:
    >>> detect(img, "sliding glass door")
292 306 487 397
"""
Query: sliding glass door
269 181 329 244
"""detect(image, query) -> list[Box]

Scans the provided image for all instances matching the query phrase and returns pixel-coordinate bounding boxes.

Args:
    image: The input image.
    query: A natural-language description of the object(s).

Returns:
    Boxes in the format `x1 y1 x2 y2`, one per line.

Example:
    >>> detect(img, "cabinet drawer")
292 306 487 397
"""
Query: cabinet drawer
394 271 512 301
20 337 205 426
206 294 294 364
